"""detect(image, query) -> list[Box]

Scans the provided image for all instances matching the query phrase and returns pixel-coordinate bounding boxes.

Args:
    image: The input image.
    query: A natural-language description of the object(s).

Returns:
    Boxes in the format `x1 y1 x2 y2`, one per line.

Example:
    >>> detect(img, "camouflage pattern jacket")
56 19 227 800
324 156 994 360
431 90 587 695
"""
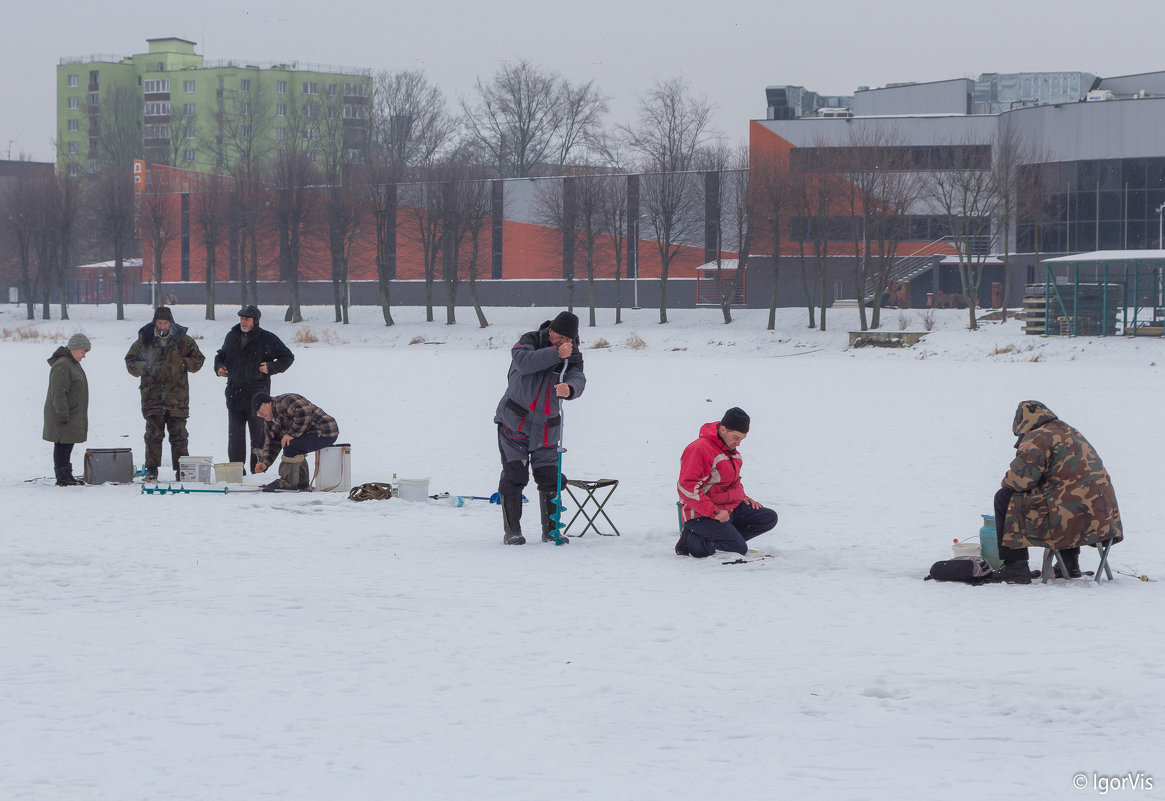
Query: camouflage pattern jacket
257 393 340 465
1001 400 1123 550
124 322 206 417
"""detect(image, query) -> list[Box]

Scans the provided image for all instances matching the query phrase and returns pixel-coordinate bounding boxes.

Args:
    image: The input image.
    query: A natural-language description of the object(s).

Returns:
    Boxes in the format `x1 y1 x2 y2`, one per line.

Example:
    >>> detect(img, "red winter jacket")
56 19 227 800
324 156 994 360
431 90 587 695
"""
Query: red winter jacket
677 422 746 523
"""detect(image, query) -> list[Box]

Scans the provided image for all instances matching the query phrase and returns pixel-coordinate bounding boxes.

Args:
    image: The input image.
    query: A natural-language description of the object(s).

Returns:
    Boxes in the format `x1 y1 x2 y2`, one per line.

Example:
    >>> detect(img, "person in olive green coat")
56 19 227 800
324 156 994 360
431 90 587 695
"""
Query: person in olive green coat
43 333 91 486
124 306 205 481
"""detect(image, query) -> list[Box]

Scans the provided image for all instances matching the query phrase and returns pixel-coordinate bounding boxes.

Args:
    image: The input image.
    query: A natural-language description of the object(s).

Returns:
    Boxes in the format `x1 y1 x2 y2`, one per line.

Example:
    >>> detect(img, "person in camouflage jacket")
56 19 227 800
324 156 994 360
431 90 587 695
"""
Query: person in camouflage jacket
991 400 1123 583
124 307 205 478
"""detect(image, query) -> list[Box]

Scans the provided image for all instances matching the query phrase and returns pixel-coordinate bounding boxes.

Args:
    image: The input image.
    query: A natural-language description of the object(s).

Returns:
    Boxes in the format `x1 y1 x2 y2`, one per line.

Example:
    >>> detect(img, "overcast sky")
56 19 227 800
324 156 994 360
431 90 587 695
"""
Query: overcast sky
5 0 1163 164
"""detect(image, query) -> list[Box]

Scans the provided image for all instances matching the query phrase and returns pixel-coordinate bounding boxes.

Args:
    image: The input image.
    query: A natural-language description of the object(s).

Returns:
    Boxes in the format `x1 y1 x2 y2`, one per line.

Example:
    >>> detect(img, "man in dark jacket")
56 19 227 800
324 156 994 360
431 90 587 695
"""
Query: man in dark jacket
125 307 205 481
493 311 586 545
213 306 294 473
675 407 777 557
43 333 91 486
252 392 339 492
991 400 1123 584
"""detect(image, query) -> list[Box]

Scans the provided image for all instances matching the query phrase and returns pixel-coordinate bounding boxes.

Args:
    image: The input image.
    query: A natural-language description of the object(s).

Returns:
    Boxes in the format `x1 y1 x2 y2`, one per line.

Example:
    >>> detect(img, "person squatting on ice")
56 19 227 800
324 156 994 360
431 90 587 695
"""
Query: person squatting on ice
676 407 778 557
124 306 205 481
990 400 1123 584
494 311 585 545
252 392 340 492
213 305 294 474
43 333 91 486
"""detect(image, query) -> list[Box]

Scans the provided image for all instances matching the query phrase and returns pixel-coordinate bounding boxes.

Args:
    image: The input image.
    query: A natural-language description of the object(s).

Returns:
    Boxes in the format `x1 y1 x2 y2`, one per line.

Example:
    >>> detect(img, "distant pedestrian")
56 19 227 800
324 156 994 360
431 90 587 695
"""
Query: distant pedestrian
493 311 585 545
252 392 339 492
43 333 91 486
124 306 205 481
213 306 294 472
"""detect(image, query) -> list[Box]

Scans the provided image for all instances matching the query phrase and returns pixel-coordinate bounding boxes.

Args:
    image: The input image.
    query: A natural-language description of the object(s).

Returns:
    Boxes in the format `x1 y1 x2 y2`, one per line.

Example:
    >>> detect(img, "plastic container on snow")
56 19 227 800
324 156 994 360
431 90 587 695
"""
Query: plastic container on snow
952 536 982 558
979 514 1002 568
397 477 430 502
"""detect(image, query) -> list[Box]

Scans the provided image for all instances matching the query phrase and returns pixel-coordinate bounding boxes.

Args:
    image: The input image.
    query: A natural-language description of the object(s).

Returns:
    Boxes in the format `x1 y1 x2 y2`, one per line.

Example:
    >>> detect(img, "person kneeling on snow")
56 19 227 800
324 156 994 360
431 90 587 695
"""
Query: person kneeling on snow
991 400 1123 584
675 407 777 558
252 392 339 492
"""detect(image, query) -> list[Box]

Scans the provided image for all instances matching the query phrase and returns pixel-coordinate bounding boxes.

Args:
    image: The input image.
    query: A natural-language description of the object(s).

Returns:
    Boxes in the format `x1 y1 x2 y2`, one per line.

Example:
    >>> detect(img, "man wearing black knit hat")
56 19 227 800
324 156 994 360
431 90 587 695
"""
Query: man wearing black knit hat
493 311 586 545
675 407 778 558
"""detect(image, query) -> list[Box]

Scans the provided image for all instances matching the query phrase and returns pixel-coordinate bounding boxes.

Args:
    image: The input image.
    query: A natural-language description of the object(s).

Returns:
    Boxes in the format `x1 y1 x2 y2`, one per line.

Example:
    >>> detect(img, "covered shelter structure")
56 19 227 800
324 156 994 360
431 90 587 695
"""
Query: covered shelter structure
1034 250 1165 337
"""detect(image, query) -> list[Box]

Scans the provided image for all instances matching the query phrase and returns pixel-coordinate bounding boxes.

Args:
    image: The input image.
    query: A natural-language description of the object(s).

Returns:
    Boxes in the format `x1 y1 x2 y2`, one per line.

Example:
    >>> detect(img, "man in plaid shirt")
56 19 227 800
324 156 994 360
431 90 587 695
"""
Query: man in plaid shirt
252 392 339 491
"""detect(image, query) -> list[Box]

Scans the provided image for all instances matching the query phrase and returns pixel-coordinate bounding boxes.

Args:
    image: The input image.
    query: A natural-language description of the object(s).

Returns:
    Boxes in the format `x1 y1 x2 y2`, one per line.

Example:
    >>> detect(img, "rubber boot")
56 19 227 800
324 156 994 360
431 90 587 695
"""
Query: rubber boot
264 454 307 492
539 490 568 544
55 465 82 486
502 494 525 544
991 560 1033 584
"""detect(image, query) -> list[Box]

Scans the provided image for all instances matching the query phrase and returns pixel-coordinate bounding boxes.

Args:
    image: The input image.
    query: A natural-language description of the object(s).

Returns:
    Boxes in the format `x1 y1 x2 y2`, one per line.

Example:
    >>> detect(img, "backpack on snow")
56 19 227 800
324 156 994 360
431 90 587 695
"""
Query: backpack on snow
925 556 995 585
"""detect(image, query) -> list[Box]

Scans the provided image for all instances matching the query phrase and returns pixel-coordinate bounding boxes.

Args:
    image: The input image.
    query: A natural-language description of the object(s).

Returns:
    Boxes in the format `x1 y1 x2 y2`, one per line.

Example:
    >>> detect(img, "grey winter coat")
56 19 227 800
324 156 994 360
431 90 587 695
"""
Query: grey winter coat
493 321 585 449
43 346 89 444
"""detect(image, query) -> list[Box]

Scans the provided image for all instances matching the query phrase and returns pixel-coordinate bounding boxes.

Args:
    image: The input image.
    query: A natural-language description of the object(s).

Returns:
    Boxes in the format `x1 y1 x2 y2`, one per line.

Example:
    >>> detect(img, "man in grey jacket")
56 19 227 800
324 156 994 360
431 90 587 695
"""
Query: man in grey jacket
493 312 586 545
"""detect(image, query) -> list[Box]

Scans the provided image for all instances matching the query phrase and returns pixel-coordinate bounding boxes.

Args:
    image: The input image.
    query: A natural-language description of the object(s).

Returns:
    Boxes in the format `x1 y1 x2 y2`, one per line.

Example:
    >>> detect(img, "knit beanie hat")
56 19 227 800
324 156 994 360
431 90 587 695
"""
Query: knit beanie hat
67 333 92 351
720 407 750 434
548 311 579 340
251 391 273 414
153 306 174 322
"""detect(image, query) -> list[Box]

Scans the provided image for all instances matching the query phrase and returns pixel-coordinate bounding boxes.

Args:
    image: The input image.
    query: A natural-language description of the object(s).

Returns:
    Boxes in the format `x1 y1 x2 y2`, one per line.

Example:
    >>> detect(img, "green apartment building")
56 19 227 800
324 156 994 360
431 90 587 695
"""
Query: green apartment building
57 37 372 175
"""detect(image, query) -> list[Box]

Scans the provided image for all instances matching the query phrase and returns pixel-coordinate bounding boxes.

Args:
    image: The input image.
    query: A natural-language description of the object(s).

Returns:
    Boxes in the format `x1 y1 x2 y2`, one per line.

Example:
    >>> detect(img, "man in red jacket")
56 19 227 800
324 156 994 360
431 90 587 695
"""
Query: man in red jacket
676 407 777 557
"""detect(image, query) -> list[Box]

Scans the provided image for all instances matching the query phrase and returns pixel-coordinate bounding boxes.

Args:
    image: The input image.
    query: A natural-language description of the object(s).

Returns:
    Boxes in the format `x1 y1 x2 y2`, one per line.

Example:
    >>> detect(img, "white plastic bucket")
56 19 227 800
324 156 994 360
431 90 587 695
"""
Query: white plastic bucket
178 456 214 484
213 462 244 484
313 444 352 493
397 477 430 502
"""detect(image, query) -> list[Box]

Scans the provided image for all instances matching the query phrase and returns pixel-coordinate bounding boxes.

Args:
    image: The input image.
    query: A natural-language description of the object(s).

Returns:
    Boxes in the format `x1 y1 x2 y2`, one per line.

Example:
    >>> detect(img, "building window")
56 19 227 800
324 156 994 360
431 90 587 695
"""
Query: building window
239 102 251 116
184 103 195 116
344 83 368 97
343 104 367 119
327 84 337 96
68 163 80 176
67 119 79 132
144 102 171 116
240 78 251 92
144 79 170 93
67 96 79 110
184 149 196 163
185 126 196 140
277 80 287 94
67 74 79 88
302 82 318 95
277 103 287 117
87 92 99 106
277 127 287 141
144 124 171 139
67 141 79 155
184 80 195 93
303 128 315 140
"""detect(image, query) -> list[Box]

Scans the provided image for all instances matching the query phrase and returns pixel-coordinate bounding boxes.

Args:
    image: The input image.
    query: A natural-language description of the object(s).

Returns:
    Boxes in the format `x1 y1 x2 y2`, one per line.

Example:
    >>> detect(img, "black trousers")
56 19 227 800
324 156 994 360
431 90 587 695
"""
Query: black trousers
53 442 74 470
228 409 267 472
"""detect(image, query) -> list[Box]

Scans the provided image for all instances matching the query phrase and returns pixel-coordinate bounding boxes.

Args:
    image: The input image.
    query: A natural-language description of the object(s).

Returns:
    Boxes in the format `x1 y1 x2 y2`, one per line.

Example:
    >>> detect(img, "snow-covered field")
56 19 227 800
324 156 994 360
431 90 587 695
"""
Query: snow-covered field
2 301 1162 801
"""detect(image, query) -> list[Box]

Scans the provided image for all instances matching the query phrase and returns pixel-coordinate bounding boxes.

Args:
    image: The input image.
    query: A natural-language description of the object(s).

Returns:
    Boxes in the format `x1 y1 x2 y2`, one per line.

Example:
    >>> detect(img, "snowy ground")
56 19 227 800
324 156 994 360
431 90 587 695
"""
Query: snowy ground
1 301 1162 801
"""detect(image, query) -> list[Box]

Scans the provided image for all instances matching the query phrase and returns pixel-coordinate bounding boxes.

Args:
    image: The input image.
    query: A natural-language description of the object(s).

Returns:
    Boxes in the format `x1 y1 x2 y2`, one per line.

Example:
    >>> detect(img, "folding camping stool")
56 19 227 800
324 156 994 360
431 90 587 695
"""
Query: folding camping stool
562 479 621 537
1033 537 1116 584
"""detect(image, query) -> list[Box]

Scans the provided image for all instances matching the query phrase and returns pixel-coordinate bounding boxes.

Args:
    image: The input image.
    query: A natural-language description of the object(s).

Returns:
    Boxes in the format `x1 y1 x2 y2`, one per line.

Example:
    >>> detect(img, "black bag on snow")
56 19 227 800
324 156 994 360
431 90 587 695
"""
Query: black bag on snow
925 556 995 584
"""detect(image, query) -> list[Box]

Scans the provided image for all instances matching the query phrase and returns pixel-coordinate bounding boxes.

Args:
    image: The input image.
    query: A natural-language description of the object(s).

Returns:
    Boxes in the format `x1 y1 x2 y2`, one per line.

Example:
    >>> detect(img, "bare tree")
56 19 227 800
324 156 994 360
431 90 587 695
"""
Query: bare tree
271 98 320 323
598 173 629 324
1 169 40 319
753 144 794 330
141 169 176 309
319 89 370 324
403 179 445 322
699 145 751 324
622 77 718 323
532 177 577 311
993 122 1044 322
367 68 457 325
926 138 999 329
191 173 230 320
217 84 273 307
462 60 606 177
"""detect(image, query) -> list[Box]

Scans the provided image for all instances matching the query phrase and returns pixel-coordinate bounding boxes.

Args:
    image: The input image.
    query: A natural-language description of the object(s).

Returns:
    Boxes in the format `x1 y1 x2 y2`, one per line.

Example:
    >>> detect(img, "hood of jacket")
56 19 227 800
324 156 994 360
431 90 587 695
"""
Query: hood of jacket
137 321 187 345
1012 400 1057 437
48 345 75 366
699 421 735 453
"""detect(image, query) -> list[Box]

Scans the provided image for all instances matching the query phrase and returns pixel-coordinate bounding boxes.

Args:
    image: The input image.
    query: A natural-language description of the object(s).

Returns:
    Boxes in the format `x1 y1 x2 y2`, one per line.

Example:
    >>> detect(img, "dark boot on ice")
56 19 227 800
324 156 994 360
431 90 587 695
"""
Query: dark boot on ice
991 560 1033 584
1053 548 1083 579
144 466 159 483
539 490 568 544
55 465 82 486
674 530 691 556
502 494 525 545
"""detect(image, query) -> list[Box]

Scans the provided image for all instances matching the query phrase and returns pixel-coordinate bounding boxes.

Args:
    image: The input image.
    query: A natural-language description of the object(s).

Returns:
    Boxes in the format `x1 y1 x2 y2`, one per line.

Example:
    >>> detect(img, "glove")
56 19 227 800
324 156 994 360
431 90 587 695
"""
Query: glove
57 413 69 424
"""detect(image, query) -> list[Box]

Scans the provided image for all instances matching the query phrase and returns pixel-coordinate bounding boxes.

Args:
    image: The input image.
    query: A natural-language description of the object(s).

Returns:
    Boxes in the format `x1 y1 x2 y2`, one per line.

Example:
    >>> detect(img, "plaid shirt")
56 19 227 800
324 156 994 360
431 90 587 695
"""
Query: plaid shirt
258 393 339 464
